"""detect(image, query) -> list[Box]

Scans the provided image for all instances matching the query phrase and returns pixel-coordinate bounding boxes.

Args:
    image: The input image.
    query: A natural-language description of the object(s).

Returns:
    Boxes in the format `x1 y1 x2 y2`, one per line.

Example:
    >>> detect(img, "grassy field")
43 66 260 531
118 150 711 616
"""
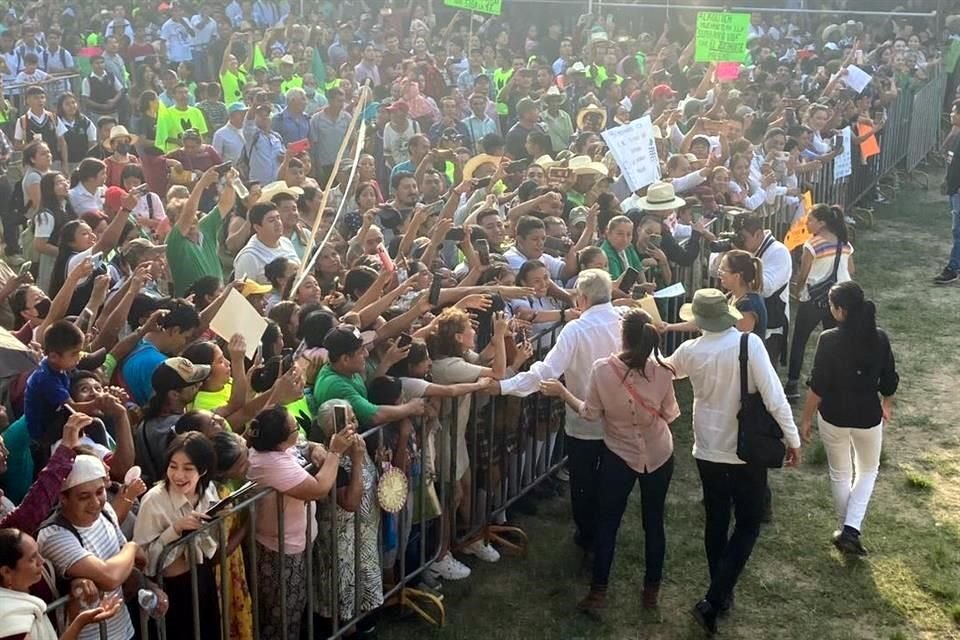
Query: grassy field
379 177 960 640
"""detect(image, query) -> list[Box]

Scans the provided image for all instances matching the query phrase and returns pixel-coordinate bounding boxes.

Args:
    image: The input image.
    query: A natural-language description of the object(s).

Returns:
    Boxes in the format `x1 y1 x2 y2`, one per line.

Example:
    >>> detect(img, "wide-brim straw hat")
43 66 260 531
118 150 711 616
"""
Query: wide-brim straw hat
577 104 607 130
679 288 743 332
104 125 139 151
638 181 687 211
462 153 502 181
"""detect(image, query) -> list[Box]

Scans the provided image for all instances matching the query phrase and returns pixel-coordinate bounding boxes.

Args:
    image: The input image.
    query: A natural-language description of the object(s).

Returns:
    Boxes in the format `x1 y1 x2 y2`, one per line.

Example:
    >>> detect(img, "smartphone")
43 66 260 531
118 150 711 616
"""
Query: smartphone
287 138 310 155
547 167 571 183
334 405 348 432
18 260 32 276
428 272 443 306
631 284 647 300
472 176 493 189
506 158 531 174
620 267 640 292
543 236 570 254
444 226 466 242
648 233 662 248
514 327 526 346
131 183 150 195
397 332 413 349
214 161 233 176
90 252 103 269
475 238 490 266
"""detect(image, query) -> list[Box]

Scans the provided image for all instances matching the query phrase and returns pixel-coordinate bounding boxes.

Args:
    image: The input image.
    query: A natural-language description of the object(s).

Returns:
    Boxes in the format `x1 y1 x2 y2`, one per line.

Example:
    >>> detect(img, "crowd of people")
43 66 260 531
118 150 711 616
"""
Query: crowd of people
0 0 929 638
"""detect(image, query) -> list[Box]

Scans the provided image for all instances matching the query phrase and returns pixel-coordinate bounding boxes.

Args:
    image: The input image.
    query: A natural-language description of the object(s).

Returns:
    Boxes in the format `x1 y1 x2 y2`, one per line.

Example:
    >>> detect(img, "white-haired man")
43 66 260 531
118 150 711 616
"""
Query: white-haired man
272 86 311 145
489 269 623 558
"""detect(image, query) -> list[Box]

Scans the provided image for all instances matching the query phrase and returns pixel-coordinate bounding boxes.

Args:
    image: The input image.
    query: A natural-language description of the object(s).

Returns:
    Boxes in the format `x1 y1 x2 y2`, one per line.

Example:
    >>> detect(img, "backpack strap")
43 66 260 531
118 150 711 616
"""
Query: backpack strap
739 333 750 402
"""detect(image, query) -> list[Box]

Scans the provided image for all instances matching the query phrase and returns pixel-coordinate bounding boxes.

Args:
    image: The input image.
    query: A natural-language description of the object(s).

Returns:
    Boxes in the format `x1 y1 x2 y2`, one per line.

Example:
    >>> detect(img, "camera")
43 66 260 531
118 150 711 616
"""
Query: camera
709 231 741 253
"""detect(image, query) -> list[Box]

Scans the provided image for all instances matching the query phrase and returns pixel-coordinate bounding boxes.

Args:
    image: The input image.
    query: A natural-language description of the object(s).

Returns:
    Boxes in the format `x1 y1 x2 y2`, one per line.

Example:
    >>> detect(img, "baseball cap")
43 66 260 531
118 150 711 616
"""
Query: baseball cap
324 325 365 360
227 102 249 114
384 100 409 113
152 357 211 394
63 454 108 491
652 84 677 99
122 238 167 264
104 186 129 212
240 278 273 296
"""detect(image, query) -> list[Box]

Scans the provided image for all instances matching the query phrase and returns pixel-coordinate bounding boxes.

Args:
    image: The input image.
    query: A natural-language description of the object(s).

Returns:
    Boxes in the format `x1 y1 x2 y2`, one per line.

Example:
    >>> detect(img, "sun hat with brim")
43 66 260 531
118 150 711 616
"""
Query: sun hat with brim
280 54 295 65
567 61 587 75
639 182 687 211
241 279 273 296
324 325 366 360
576 104 607 130
63 454 108 491
679 288 742 332
532 154 557 169
259 180 305 204
122 238 167 263
462 153 502 181
540 86 567 107
152 357 211 395
568 155 609 178
104 125 139 151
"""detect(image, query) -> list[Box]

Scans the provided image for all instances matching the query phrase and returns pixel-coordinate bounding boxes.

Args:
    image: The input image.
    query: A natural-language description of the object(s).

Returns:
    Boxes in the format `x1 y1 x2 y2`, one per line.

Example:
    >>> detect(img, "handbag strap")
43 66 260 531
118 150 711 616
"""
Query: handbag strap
739 333 750 402
612 356 667 422
828 242 843 280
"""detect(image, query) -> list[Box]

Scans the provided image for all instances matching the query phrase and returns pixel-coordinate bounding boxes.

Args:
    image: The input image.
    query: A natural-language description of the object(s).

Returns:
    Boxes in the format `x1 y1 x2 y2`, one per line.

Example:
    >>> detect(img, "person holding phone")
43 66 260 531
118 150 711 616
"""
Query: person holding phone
134 432 222 640
601 216 643 280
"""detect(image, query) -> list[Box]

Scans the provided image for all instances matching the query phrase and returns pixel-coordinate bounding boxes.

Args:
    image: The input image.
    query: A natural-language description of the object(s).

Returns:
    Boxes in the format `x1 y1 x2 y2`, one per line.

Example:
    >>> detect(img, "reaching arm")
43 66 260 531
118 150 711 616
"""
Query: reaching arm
177 168 219 236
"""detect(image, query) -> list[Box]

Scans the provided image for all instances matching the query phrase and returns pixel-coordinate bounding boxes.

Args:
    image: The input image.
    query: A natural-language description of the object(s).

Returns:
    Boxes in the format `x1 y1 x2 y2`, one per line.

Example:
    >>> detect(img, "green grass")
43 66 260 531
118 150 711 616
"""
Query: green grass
379 176 960 640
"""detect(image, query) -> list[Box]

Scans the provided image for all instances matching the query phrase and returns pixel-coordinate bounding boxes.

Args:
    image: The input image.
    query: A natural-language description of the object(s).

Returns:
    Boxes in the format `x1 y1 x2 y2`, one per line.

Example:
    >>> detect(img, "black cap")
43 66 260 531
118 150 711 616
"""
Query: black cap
323 325 365 361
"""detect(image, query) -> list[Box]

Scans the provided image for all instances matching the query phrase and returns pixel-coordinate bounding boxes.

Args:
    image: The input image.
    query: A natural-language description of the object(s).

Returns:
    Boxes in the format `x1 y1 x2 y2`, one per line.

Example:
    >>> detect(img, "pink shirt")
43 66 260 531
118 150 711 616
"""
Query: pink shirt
247 447 316 553
582 356 679 474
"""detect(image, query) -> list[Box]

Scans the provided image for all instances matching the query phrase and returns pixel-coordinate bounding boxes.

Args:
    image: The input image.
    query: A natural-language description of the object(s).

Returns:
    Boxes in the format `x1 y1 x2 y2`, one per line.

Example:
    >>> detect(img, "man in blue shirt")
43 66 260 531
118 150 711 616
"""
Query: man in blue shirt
243 101 285 185
272 87 311 144
120 299 201 405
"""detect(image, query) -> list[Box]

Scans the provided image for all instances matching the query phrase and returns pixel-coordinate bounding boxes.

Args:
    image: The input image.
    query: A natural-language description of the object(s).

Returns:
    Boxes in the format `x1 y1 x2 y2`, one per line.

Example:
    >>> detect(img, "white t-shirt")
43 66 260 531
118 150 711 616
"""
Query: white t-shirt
159 18 195 63
67 184 105 215
383 119 419 166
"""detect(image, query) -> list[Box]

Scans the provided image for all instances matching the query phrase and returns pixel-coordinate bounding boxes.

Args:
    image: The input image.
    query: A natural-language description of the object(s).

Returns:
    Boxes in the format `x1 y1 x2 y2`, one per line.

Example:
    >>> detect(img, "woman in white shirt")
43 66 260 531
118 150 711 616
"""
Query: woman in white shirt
134 432 221 640
31 172 74 293
67 158 107 216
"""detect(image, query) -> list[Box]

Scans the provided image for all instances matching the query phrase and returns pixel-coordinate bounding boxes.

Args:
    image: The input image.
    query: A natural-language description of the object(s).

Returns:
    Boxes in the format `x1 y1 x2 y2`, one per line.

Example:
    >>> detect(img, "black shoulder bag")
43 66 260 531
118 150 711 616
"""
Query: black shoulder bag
807 243 843 311
737 333 786 468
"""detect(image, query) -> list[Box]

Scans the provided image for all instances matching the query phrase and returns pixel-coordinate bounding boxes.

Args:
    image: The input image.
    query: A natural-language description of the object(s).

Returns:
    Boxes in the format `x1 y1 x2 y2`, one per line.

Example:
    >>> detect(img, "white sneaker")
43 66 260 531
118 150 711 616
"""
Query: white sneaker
462 540 501 562
428 553 471 580
555 468 570 482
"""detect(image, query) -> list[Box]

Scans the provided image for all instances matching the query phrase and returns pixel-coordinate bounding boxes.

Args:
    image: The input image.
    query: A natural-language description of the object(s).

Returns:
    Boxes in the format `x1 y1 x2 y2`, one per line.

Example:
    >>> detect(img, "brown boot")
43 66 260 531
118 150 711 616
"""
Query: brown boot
577 587 607 620
641 583 663 623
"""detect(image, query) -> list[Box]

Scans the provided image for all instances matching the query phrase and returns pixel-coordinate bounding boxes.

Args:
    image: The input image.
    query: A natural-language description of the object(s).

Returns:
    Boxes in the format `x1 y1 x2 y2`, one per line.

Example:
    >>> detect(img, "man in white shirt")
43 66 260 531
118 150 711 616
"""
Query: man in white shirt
503 215 580 283
159 5 196 65
663 288 800 635
489 270 623 557
212 102 247 162
233 201 300 283
104 6 135 42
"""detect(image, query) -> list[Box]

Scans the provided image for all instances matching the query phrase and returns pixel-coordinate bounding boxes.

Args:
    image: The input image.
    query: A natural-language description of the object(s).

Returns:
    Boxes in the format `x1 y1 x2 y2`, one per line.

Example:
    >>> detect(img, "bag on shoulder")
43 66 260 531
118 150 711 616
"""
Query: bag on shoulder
807 244 843 311
736 333 785 468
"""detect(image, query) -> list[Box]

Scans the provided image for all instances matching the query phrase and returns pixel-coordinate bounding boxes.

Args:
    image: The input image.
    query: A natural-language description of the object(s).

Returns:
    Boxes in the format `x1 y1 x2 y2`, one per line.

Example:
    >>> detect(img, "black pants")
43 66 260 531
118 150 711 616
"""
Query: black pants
156 561 221 640
592 448 673 588
696 459 768 609
787 300 837 382
566 435 605 551
764 332 787 371
0 176 18 255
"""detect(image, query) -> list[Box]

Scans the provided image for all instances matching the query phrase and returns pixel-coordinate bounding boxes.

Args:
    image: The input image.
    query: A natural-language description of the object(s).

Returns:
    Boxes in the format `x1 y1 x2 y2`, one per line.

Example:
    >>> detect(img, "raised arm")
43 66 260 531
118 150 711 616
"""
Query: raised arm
178 168 219 236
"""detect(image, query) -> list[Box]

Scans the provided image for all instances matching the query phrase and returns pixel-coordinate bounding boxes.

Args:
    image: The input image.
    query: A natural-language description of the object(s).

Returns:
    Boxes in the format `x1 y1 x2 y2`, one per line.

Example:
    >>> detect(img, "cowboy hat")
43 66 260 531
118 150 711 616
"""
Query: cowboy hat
539 86 567 106
567 61 587 75
462 153 502 181
258 180 304 204
638 182 687 211
532 154 557 169
577 104 607 130
104 125 139 151
820 23 843 42
679 288 742 332
567 155 609 178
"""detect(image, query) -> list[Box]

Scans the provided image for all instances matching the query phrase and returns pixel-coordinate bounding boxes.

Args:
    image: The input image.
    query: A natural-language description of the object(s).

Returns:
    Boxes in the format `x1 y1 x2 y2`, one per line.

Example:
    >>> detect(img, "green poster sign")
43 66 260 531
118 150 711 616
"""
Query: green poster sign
443 0 502 16
695 11 750 63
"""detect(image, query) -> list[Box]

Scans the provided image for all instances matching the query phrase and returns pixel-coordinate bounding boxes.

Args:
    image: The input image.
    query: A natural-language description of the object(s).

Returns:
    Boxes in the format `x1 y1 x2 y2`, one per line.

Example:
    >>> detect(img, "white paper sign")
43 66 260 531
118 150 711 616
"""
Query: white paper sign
842 65 873 94
209 288 268 359
654 282 686 299
601 116 661 192
833 126 852 181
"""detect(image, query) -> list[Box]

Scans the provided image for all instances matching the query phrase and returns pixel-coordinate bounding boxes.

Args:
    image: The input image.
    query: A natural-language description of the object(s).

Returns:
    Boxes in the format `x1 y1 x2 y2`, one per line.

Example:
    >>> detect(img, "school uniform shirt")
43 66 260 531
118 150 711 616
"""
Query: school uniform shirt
36 504 136 640
67 184 105 215
503 245 565 281
500 302 625 440
133 482 220 576
664 328 800 464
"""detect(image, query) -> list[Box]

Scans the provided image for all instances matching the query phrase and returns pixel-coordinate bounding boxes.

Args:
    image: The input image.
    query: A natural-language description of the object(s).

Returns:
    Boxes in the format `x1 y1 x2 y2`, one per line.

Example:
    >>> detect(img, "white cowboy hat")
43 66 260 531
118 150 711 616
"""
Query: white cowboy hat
567 61 587 74
258 180 304 204
567 155 609 178
532 154 557 169
638 182 687 211
539 86 567 106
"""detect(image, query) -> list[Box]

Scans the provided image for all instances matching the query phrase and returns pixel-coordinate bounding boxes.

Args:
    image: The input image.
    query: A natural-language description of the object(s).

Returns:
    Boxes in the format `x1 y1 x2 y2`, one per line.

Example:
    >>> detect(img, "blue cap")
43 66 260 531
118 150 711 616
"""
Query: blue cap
227 102 248 114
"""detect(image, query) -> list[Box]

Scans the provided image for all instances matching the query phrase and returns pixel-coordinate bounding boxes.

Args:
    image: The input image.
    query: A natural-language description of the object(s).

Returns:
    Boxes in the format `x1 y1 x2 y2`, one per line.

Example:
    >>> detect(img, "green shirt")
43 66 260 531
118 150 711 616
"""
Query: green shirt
312 363 378 427
601 239 644 280
155 105 209 153
166 206 225 296
220 68 247 104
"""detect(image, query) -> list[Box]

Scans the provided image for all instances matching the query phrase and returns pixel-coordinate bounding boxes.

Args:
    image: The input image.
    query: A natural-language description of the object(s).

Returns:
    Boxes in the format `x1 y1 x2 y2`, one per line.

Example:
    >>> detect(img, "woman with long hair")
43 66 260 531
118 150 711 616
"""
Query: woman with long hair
799 281 898 555
134 432 222 639
718 249 767 337
66 158 107 215
132 89 159 150
55 93 96 175
31 172 75 293
183 337 248 426
541 309 678 618
786 204 854 398
21 140 53 216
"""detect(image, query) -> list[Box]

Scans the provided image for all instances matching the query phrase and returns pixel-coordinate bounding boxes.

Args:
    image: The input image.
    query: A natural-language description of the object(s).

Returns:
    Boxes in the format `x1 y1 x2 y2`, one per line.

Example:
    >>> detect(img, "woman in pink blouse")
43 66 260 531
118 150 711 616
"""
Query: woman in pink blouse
541 309 679 620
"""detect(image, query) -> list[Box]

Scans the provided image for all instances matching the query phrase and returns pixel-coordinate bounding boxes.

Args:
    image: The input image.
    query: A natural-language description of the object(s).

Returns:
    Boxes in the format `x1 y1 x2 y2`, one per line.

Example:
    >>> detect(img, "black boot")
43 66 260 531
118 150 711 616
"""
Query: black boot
832 526 867 556
692 599 718 635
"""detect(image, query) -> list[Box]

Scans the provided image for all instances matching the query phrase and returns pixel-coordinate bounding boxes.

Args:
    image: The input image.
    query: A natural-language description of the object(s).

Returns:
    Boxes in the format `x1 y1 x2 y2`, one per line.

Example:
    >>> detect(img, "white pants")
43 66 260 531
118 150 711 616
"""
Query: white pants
818 417 883 532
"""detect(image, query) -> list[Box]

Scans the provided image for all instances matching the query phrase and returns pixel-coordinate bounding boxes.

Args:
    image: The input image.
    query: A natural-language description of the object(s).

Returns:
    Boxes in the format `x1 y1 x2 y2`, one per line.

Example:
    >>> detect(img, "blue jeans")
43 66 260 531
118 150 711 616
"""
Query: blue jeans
949 193 960 271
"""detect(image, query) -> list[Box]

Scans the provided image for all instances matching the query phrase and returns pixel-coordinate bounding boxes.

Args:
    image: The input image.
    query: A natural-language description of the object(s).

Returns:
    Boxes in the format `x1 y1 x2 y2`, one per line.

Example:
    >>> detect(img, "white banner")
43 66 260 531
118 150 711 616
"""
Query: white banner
601 116 661 192
833 126 852 181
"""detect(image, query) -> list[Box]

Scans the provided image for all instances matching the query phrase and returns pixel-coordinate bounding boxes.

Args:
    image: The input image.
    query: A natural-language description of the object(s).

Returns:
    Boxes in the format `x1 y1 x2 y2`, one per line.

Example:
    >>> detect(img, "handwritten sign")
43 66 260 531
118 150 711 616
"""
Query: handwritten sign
443 0 501 16
833 126 852 181
601 116 661 192
695 11 750 63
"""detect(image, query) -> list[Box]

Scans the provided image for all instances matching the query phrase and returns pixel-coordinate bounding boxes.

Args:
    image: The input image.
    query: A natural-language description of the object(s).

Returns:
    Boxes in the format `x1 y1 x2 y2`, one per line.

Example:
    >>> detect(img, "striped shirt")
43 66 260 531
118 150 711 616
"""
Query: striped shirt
799 236 853 302
37 504 135 640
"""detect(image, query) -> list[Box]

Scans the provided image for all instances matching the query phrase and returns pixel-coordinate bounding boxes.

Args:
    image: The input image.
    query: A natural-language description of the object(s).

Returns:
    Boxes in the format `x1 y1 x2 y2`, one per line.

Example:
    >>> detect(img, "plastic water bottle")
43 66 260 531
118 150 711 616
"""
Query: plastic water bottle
138 589 162 619
229 174 250 200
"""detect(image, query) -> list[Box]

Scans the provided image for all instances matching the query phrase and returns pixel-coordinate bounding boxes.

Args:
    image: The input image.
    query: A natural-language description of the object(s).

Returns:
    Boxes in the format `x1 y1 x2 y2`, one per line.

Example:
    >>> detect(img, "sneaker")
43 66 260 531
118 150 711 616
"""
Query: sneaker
784 379 800 400
934 267 959 285
462 539 500 562
427 553 471 580
691 599 718 635
416 570 443 592
832 528 868 556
